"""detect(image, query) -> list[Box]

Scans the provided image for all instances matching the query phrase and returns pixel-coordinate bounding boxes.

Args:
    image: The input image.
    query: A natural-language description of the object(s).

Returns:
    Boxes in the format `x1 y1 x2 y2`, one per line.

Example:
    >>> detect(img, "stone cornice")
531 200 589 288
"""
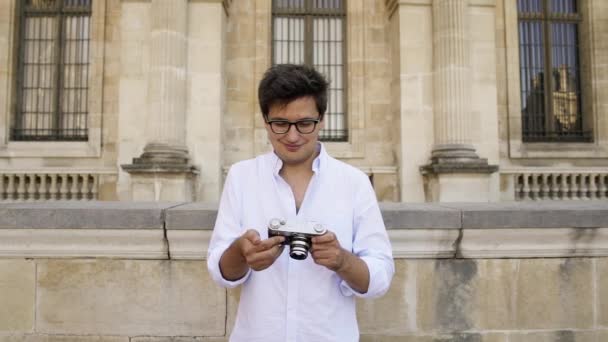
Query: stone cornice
1 202 607 259
0 229 167 259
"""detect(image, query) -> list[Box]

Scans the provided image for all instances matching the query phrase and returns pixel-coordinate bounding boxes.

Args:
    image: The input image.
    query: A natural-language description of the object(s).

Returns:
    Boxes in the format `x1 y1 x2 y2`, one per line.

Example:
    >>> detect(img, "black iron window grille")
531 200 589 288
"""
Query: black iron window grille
272 0 347 142
12 0 92 141
517 0 591 143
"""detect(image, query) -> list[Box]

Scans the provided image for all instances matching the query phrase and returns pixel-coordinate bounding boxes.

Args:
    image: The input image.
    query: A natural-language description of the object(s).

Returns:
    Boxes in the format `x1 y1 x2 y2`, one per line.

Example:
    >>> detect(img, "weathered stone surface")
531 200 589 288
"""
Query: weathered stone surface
165 202 218 230
515 258 594 329
0 336 128 342
358 260 412 334
0 260 35 332
36 260 225 336
599 258 608 328
460 227 608 258
0 202 177 229
471 259 518 330
417 259 478 332
226 287 240 336
380 203 461 229
360 333 507 342
445 202 608 229
131 338 227 342
506 330 602 342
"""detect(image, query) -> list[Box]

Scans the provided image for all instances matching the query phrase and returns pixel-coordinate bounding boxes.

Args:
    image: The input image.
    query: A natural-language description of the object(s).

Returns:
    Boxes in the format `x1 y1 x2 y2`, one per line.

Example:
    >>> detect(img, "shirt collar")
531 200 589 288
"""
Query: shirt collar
270 142 325 176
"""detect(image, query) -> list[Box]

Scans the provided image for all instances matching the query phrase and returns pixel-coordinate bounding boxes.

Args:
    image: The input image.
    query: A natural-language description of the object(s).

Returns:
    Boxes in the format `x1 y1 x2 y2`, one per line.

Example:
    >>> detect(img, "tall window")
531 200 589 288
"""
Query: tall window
12 0 92 141
517 0 590 142
272 0 347 142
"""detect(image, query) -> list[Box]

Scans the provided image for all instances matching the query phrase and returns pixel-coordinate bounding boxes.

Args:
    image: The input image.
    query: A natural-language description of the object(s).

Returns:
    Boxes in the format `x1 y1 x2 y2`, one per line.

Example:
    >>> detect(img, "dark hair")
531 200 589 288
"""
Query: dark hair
258 64 329 119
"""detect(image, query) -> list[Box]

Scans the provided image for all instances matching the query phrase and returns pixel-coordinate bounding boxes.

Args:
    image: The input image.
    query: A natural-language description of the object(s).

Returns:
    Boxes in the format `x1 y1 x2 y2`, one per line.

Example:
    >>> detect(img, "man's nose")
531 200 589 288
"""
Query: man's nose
285 124 300 140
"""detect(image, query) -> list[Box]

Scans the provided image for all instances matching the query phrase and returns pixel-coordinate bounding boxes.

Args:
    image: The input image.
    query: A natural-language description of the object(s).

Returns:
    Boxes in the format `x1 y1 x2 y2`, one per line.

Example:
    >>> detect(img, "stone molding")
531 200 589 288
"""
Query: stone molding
0 229 167 259
0 202 607 259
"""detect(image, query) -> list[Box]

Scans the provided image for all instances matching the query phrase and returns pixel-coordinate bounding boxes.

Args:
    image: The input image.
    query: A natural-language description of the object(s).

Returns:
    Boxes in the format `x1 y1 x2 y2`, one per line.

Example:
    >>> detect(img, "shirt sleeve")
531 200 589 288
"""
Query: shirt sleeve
339 173 395 299
207 166 252 288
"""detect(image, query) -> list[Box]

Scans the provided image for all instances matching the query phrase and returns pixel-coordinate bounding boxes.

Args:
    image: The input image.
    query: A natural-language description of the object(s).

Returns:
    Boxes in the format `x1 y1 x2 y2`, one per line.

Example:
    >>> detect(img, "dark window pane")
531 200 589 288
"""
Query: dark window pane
12 0 91 141
517 0 589 142
550 0 577 14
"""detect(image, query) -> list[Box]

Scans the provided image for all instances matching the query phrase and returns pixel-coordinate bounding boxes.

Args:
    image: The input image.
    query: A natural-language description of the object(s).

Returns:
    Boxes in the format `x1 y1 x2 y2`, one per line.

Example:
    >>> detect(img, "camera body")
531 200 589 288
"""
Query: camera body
267 218 327 260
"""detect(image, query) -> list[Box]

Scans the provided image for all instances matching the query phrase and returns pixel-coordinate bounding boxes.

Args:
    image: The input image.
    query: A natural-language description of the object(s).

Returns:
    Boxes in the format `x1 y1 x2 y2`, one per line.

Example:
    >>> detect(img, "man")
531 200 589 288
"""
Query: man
207 64 394 342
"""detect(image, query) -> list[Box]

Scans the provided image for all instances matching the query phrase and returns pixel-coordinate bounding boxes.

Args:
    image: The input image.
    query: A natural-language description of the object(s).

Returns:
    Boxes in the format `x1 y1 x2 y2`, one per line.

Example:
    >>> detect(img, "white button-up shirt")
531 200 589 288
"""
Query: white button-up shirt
207 144 394 342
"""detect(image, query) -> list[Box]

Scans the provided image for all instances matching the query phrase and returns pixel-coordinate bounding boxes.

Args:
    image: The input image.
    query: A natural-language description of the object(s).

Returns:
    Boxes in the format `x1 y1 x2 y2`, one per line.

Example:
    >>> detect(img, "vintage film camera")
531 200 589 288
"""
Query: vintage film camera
267 218 327 260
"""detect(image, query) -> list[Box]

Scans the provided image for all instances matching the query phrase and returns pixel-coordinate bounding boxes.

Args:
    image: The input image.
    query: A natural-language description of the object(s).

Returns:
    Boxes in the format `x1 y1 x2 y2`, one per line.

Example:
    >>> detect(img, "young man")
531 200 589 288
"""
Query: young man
207 64 394 342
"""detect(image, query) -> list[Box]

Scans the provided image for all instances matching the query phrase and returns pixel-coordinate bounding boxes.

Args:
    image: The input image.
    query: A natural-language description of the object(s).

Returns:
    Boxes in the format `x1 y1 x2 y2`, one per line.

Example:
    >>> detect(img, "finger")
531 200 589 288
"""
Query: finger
312 231 336 244
243 229 261 244
248 245 284 266
311 249 340 260
310 243 332 253
260 236 286 249
251 236 285 254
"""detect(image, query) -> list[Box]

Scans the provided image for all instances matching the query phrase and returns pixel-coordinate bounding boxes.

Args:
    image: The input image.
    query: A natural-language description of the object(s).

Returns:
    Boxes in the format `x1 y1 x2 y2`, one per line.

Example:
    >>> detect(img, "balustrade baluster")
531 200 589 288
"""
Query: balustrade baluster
49 175 58 200
69 175 79 200
91 176 98 200
17 174 26 201
26 174 36 201
600 175 608 199
521 174 530 200
0 175 4 201
59 174 68 200
39 174 48 201
589 174 598 200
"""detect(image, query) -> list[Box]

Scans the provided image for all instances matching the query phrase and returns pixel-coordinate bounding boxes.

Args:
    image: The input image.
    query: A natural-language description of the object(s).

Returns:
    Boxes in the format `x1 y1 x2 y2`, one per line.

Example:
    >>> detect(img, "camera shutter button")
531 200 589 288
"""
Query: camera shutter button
269 218 282 230
313 223 324 233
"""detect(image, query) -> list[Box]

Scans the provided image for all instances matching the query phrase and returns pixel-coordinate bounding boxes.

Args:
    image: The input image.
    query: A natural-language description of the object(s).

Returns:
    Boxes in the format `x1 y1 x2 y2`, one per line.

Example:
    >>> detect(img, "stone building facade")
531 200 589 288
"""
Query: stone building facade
0 0 607 203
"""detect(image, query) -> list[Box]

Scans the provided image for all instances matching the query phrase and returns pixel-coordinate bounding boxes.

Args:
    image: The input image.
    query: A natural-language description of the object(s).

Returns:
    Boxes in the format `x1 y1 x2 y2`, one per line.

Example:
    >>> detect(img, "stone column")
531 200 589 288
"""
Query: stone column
420 0 497 202
122 0 197 201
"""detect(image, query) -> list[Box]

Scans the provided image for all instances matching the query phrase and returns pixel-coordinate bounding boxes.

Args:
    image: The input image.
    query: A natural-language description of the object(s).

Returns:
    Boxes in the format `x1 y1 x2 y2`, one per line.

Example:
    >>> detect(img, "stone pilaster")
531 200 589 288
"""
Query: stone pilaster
420 0 497 202
122 0 197 201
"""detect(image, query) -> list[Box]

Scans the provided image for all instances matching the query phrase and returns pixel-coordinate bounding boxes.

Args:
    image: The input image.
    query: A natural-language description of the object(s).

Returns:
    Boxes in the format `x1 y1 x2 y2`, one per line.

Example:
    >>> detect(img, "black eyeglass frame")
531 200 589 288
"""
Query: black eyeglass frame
265 117 322 134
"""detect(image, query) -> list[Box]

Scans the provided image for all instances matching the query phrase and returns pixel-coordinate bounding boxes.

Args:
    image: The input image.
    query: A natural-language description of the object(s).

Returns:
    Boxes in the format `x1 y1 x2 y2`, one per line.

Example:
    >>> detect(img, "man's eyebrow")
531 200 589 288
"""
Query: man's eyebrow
267 117 318 121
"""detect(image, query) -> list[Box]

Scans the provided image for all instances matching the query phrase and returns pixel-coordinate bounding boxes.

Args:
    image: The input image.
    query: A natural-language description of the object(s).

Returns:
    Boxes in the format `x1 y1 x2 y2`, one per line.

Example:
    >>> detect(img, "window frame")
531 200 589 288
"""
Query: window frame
271 0 349 142
517 0 590 143
12 0 92 142
0 0 104 157
505 0 607 158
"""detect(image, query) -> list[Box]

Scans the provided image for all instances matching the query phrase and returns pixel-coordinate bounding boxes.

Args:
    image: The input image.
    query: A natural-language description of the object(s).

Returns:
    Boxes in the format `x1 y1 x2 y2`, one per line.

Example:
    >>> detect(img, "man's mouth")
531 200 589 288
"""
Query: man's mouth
284 143 301 152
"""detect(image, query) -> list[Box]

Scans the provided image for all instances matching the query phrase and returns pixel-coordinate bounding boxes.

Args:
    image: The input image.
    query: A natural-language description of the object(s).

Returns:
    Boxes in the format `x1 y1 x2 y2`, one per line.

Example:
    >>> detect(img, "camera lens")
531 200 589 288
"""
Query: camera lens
289 235 310 260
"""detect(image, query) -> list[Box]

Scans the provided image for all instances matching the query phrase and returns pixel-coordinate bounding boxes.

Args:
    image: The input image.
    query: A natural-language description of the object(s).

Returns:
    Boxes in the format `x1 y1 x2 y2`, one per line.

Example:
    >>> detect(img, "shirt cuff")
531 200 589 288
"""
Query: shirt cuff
207 246 252 288
338 256 391 299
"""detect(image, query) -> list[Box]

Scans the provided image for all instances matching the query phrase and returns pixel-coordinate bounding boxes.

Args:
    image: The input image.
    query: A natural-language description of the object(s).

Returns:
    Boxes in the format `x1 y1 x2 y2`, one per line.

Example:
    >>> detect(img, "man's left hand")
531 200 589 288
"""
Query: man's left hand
310 230 346 272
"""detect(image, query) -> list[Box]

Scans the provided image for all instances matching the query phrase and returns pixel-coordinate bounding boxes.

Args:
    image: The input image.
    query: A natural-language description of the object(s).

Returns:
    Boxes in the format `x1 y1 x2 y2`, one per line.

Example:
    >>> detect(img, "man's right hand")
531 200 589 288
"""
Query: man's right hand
237 229 285 271
219 229 285 281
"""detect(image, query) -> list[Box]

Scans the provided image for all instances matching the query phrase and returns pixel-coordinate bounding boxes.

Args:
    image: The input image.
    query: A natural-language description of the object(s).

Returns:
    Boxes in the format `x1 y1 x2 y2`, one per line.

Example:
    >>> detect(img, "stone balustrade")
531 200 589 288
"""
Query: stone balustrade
0 173 99 202
1 201 608 341
503 171 608 201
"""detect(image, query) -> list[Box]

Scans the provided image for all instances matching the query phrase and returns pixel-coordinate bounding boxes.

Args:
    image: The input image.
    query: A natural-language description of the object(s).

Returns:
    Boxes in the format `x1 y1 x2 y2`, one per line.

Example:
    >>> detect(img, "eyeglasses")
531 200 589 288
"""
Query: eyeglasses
265 118 321 134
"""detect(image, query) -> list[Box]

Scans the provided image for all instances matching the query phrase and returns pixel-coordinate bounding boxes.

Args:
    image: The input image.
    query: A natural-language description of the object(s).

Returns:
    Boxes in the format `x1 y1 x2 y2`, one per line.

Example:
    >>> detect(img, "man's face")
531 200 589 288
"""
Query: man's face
265 96 324 167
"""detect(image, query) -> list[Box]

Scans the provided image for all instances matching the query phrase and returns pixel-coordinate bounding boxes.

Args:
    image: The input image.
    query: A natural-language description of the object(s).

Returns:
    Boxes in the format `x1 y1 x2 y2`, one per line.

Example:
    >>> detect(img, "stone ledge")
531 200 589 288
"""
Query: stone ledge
0 201 607 259
380 203 461 229
441 202 608 228
460 227 608 258
167 230 212 260
0 201 179 229
165 202 218 230
0 229 167 259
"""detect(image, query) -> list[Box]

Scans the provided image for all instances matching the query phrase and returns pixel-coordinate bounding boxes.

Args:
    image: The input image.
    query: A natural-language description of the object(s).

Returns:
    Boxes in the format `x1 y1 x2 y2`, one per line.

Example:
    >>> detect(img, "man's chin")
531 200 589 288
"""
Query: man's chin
277 151 306 165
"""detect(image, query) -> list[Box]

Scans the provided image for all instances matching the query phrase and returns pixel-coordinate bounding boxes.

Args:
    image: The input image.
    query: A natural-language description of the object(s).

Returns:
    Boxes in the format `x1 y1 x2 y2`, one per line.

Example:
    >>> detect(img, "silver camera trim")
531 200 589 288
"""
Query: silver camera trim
267 218 327 260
